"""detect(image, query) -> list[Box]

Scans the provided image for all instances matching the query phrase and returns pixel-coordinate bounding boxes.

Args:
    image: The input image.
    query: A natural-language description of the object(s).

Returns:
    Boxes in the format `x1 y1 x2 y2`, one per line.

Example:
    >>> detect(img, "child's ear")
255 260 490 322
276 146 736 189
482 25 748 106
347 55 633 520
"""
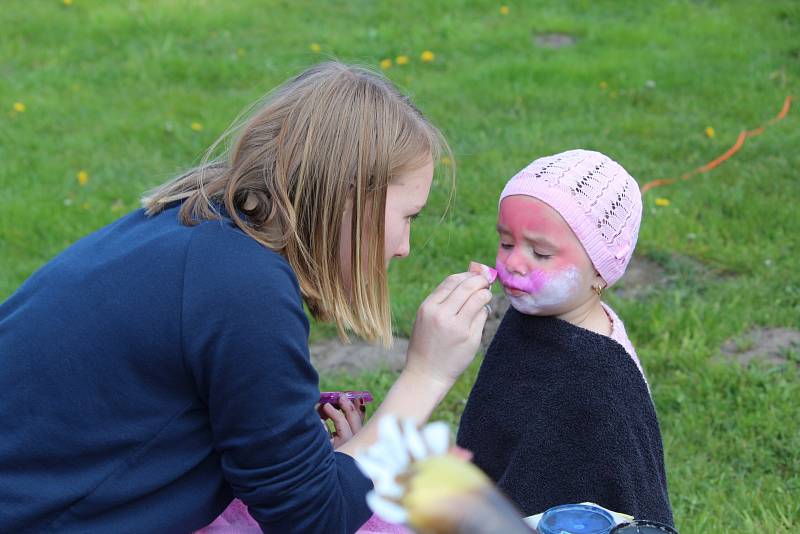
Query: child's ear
593 271 607 287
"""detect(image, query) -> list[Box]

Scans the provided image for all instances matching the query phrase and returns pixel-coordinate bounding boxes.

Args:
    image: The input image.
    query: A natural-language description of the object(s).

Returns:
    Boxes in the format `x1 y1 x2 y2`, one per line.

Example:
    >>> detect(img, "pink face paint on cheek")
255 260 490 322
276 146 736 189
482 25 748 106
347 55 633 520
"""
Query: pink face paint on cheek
495 261 548 293
501 265 585 316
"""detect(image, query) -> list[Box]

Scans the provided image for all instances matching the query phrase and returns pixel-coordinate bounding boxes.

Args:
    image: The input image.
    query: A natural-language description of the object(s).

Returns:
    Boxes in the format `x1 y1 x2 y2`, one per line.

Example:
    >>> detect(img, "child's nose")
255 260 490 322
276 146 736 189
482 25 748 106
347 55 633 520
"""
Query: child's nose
505 248 529 276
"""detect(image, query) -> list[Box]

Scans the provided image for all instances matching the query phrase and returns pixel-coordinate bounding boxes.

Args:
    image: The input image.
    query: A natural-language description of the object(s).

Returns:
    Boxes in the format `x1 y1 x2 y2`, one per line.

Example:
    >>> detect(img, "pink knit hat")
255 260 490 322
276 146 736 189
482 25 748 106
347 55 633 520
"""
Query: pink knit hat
499 149 642 286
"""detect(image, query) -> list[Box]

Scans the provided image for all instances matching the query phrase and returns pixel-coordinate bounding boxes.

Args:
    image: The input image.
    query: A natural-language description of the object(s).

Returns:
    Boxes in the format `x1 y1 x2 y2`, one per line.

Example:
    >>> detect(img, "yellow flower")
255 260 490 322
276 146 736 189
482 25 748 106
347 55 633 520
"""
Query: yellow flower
191 121 203 132
309 42 321 53
77 170 89 186
420 50 435 63
705 126 715 138
380 58 392 70
499 5 509 15
63 0 73 5
655 198 670 207
440 156 452 166
13 102 26 113
599 81 608 91
396 55 409 65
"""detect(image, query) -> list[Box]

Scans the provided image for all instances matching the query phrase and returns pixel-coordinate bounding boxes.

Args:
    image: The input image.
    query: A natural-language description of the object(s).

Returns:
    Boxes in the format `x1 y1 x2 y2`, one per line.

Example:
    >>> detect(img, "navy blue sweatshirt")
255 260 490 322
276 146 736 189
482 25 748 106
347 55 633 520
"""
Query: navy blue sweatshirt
0 205 372 533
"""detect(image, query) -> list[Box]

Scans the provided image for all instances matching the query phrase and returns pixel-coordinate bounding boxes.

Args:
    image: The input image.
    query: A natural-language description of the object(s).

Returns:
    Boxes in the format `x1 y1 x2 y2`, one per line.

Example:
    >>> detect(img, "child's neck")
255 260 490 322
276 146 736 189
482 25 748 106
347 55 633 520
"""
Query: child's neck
556 298 611 337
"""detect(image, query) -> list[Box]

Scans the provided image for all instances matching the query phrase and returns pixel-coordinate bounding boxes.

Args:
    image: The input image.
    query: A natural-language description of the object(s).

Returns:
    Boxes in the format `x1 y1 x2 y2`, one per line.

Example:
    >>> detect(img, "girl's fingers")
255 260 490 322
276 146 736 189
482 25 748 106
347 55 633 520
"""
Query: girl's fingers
440 275 490 317
457 288 493 320
469 303 490 338
427 272 475 304
358 398 367 425
322 402 353 443
338 395 363 434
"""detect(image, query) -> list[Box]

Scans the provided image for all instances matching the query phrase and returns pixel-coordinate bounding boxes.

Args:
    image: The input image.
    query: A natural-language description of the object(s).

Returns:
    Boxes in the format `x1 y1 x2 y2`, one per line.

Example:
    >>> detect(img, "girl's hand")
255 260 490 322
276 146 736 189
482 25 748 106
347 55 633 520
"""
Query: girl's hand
318 394 367 449
405 272 492 387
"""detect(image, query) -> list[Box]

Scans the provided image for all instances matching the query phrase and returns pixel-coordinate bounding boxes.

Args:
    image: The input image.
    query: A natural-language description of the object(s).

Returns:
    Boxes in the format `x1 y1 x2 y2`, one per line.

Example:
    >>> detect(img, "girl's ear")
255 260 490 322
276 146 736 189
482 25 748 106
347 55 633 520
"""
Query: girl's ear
591 271 608 297
594 271 607 287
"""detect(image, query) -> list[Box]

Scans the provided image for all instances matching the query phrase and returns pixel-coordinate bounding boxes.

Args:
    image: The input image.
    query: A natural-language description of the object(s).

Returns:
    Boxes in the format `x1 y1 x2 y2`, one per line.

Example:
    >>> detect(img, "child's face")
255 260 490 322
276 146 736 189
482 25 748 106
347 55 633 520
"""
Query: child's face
496 195 600 316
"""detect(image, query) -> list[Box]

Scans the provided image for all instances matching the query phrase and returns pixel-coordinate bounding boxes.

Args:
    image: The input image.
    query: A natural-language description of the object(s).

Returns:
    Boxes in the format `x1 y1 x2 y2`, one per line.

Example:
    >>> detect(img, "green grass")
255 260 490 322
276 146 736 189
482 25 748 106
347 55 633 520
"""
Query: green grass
2 0 799 531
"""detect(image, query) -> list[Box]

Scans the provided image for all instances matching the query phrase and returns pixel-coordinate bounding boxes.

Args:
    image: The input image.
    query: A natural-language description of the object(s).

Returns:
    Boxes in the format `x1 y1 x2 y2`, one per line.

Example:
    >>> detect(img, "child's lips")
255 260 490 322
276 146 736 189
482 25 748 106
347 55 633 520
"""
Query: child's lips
504 285 526 297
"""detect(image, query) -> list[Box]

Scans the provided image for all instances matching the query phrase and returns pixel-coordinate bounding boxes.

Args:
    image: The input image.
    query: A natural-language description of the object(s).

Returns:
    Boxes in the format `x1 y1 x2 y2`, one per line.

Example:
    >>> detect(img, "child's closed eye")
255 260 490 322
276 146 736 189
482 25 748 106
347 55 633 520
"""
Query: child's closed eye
501 242 551 259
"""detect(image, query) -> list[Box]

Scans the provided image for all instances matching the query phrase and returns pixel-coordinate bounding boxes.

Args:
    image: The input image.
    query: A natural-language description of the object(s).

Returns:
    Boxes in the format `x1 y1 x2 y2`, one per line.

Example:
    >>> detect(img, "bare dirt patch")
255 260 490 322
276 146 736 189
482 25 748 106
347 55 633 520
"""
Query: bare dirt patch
311 336 408 375
610 253 734 299
610 256 668 299
719 327 800 367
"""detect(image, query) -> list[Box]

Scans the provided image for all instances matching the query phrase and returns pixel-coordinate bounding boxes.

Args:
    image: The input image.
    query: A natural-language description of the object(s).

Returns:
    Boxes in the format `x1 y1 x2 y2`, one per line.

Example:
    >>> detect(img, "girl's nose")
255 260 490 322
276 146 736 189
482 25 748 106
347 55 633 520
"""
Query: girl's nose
504 248 529 276
393 226 411 258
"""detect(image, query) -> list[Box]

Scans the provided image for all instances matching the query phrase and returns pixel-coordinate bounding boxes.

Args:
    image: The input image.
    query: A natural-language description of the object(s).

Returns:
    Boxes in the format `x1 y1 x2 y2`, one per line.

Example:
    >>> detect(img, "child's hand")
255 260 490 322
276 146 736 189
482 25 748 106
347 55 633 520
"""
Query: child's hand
317 393 367 449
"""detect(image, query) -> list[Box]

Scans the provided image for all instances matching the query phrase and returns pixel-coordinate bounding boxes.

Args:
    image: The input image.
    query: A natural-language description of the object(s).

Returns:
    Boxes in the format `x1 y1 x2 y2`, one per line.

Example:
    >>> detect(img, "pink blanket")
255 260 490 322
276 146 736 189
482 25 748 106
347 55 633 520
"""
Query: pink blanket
194 499 411 534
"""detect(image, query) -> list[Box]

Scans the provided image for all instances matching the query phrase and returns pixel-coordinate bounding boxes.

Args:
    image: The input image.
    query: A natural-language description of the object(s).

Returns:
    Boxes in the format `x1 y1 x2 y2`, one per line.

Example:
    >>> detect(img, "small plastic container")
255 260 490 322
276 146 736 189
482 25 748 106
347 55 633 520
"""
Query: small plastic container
610 520 679 533
538 503 616 534
319 390 374 406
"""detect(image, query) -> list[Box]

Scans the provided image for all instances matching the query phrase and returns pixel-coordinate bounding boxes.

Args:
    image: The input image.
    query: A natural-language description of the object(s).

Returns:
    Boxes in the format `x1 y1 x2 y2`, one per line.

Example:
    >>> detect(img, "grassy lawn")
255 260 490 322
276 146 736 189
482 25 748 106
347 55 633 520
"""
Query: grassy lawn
2 0 798 531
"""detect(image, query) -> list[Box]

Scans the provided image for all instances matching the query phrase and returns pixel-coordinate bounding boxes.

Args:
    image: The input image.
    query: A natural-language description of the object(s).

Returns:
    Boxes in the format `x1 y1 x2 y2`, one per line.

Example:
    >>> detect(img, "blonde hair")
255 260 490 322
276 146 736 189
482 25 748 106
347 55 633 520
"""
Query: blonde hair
142 61 453 346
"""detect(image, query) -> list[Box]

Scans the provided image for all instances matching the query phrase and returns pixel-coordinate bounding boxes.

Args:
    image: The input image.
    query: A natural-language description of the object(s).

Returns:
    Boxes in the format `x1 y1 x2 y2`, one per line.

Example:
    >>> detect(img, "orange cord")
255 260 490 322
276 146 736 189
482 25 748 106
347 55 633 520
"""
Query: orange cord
641 95 793 195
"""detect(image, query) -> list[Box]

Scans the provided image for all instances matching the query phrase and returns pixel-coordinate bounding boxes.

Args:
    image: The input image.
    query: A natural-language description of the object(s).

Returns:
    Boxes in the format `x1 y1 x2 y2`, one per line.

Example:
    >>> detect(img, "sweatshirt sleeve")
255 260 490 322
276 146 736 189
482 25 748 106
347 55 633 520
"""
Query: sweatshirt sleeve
181 225 372 533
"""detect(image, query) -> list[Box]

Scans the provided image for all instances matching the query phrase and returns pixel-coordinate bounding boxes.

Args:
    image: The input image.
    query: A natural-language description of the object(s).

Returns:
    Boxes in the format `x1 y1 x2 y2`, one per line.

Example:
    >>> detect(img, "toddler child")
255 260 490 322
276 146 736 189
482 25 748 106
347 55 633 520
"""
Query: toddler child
457 149 674 526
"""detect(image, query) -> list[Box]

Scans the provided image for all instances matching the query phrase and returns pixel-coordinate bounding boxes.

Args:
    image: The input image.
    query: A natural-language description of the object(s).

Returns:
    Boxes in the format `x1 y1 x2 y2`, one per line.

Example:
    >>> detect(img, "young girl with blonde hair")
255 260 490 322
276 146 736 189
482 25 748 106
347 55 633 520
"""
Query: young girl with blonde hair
0 62 492 533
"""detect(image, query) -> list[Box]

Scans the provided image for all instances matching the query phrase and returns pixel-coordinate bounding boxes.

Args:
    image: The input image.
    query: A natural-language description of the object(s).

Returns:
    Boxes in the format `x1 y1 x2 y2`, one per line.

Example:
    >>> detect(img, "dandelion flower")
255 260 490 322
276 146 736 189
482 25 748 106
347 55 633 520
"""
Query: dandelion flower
191 122 203 132
395 55 409 66
499 5 509 15
655 198 670 207
599 81 608 91
63 0 73 5
379 58 392 70
77 170 89 186
440 156 452 166
13 102 26 113
420 50 435 63
356 415 532 532
705 126 715 138
309 42 321 53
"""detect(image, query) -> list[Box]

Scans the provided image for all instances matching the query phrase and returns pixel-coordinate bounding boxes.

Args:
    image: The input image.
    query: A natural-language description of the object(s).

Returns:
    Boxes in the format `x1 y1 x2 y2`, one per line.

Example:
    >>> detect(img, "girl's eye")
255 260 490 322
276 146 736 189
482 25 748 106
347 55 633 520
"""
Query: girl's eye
534 251 552 259
500 243 514 250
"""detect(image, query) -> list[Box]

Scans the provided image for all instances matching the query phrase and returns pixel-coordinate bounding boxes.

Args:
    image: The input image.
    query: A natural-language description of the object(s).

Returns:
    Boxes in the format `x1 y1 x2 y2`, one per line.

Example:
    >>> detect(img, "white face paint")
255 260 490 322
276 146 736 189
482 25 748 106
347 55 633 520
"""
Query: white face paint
506 265 584 315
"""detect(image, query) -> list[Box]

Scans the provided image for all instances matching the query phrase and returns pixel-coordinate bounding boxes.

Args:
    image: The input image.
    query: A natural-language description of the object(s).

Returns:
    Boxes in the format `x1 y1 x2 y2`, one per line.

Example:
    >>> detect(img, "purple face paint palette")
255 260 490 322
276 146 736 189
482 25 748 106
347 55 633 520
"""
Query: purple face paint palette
319 391 374 406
